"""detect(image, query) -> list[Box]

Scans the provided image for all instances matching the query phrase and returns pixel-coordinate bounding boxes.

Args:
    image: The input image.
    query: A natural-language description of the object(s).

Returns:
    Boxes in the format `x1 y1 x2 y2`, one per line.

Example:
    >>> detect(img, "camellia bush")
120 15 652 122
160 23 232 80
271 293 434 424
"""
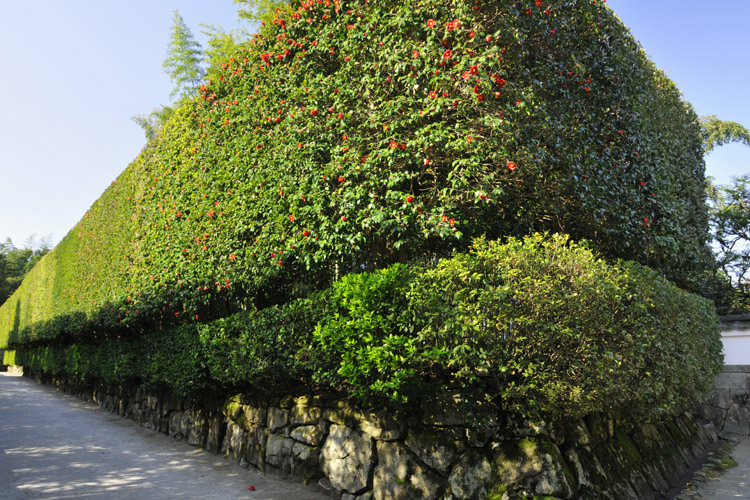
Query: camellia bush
0 1 718 420
7 235 722 422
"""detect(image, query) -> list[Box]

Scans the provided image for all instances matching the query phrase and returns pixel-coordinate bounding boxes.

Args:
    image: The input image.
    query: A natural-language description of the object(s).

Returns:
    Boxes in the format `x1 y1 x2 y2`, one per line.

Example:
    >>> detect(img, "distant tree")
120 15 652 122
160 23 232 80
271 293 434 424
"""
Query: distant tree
132 11 205 139
0 236 51 306
163 10 206 101
132 106 175 140
709 176 750 312
700 116 750 313
700 115 750 154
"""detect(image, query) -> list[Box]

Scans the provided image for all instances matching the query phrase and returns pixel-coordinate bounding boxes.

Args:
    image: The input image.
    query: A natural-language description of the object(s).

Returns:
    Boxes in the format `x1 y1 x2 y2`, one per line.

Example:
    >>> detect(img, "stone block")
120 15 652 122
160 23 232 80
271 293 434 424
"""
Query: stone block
448 450 492 500
290 404 323 426
268 407 289 432
187 409 207 447
405 428 464 476
713 372 747 390
266 434 295 473
206 413 226 454
321 424 375 494
291 442 321 480
244 424 269 469
291 424 326 447
243 405 267 426
169 411 186 439
358 411 407 441
222 421 247 460
493 438 575 499
373 441 445 500
709 388 734 409
723 403 750 434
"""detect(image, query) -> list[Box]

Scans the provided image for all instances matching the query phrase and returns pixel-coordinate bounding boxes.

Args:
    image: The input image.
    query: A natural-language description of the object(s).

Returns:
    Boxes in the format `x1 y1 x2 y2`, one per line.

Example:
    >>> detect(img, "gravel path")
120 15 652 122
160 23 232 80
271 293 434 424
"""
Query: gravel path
0 373 327 500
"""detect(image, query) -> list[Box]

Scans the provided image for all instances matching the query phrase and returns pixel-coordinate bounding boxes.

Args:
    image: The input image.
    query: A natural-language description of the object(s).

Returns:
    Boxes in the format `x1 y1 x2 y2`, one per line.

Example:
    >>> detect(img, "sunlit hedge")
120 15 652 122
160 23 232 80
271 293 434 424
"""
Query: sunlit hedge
1 1 716 419
9 235 722 421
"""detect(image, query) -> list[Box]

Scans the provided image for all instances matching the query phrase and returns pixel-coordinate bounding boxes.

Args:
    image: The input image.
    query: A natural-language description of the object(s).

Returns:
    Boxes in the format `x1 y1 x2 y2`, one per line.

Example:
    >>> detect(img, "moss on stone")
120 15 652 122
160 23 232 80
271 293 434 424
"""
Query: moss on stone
615 429 643 467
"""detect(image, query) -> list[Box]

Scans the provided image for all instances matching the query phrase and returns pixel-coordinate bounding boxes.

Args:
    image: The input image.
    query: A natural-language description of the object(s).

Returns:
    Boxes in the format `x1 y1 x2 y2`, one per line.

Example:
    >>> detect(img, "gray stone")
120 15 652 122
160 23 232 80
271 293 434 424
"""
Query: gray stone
405 428 463 476
448 450 492 500
266 434 295 473
206 413 225 454
268 407 289 432
244 424 269 468
169 411 186 439
695 405 728 430
493 438 575 499
290 404 323 425
291 442 320 481
713 372 747 390
723 403 750 434
356 493 373 500
373 440 444 500
708 388 734 409
321 424 375 494
358 411 407 441
222 421 247 460
341 494 357 500
243 405 267 426
187 409 207 447
291 424 327 447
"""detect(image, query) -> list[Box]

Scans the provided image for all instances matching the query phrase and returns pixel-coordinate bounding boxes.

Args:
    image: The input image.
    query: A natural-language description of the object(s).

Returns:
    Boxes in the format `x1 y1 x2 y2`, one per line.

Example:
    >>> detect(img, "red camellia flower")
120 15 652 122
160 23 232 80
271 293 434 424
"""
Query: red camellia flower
311 108 319 116
427 19 435 28
536 0 542 5
443 49 453 59
470 65 478 75
288 214 295 221
412 50 419 58
390 141 398 148
338 176 345 183
341 216 348 221
429 90 437 99
462 71 471 81
525 8 532 15
303 229 310 237
507 161 517 171
406 195 414 203
229 254 236 261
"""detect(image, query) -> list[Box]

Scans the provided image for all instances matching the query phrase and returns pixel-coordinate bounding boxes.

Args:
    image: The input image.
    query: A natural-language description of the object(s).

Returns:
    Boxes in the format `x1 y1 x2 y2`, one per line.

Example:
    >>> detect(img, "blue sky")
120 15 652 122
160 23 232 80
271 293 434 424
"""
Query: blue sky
1 1 748 248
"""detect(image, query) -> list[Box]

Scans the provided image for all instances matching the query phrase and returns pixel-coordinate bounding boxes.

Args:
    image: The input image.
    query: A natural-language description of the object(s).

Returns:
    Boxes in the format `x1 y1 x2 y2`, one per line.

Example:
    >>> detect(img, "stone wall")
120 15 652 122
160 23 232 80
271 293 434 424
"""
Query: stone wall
697 365 750 436
31 373 719 500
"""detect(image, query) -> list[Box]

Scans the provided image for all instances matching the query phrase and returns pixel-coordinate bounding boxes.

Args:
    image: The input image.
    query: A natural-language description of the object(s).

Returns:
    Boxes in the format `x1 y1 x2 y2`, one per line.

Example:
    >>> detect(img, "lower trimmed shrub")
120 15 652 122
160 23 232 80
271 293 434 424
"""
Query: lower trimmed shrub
9 234 723 422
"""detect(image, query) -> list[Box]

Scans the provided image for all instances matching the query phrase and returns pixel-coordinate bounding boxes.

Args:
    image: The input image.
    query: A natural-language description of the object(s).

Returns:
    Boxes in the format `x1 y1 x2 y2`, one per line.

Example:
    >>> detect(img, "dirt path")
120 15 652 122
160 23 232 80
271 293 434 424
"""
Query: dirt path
0 373 327 500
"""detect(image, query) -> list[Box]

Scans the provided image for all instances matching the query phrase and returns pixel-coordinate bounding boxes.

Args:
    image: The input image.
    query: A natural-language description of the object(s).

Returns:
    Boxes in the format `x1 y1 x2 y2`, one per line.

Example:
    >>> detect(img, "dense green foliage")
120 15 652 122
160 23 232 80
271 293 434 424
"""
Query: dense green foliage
709 175 750 313
5 235 722 421
0 1 719 422
0 239 50 307
700 115 750 154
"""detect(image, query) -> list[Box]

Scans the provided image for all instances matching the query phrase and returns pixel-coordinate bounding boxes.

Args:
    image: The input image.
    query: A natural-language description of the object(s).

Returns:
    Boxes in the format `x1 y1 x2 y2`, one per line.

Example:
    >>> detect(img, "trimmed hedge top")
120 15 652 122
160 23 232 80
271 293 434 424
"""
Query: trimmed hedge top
2 0 710 352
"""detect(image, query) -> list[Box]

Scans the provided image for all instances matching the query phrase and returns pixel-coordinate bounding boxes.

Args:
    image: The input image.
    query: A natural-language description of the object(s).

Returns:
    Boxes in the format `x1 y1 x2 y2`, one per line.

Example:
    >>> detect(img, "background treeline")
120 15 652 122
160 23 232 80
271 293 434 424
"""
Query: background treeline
0 0 724 421
0 238 51 306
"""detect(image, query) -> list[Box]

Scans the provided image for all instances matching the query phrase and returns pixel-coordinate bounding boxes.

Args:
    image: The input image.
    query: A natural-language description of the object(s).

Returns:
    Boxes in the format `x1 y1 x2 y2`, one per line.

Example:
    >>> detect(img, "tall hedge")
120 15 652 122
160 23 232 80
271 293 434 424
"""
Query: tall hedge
6 235 723 422
1 0 711 372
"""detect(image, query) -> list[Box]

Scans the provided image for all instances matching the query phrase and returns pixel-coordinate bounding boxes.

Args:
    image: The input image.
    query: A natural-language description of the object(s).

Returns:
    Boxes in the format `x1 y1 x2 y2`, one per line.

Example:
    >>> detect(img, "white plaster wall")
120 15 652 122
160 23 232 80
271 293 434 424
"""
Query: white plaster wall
721 327 750 365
